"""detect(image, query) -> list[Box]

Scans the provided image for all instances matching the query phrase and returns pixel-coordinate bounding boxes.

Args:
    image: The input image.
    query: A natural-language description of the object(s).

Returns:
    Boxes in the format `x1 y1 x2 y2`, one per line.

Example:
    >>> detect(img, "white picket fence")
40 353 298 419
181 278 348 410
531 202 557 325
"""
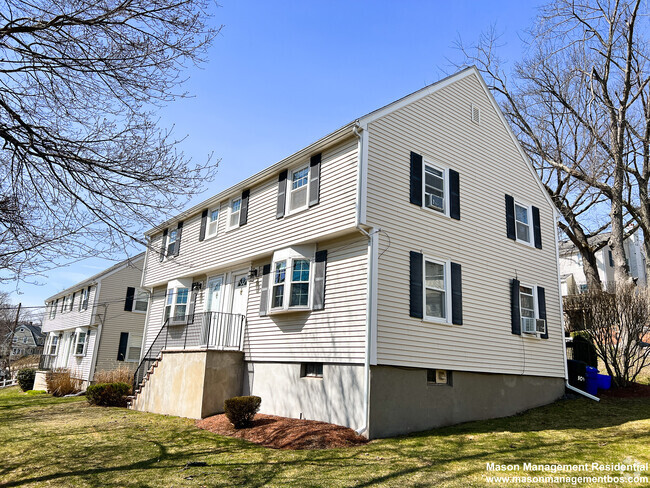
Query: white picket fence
0 378 17 388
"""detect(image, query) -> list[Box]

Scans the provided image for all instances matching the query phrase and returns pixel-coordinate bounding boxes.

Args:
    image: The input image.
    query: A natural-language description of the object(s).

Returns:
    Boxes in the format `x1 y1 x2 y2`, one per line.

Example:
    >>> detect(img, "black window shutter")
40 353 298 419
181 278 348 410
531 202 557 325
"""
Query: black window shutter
240 189 250 226
117 332 129 361
259 264 271 317
313 250 327 310
174 221 183 256
608 250 614 267
409 251 424 319
199 209 208 241
538 286 548 339
511 278 521 335
532 206 542 249
276 170 287 219
124 287 135 312
450 262 463 325
309 153 322 207
505 195 516 240
449 169 461 220
160 229 168 262
410 152 423 206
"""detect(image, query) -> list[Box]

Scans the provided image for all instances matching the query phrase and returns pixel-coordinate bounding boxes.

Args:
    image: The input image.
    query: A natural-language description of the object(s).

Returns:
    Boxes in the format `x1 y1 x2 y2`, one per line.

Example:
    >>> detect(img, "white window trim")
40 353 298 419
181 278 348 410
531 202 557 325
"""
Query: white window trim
268 256 313 313
421 160 450 218
514 200 534 247
73 330 88 357
226 197 242 231
286 164 310 216
422 256 453 325
125 333 142 363
165 228 179 260
131 288 149 314
519 283 544 338
79 288 90 311
206 206 220 239
164 287 190 322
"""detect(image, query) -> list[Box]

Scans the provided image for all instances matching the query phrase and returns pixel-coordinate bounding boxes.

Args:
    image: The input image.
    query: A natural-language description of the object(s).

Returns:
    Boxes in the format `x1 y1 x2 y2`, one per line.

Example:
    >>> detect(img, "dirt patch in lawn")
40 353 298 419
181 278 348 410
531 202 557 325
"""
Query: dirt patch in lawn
196 413 368 450
600 382 650 398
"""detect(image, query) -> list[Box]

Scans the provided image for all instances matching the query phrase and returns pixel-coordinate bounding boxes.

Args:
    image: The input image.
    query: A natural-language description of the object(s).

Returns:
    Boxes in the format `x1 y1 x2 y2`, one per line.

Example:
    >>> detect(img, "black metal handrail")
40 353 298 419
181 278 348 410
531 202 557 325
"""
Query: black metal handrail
132 311 246 392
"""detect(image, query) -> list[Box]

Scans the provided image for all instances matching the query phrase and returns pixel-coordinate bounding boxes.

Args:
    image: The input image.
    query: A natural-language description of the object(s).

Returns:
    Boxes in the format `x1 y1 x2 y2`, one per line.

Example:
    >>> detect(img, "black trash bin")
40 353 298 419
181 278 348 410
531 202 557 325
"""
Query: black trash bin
567 359 587 391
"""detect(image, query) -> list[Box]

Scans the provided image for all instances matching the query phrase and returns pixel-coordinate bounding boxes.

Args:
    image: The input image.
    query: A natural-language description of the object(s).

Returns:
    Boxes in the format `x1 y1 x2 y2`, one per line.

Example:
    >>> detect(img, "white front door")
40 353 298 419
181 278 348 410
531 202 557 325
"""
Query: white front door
230 272 249 316
205 276 224 313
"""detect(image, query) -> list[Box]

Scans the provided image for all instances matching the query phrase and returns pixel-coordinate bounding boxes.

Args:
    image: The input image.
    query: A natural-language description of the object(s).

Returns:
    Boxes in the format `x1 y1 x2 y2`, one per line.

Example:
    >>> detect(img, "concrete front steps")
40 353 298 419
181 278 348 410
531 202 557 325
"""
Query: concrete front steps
127 348 244 419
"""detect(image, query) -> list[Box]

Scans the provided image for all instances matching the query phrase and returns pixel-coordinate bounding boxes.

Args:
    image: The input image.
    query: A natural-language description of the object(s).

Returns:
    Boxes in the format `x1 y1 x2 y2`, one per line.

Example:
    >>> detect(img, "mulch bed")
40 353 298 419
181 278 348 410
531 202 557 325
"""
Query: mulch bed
196 413 368 450
599 382 650 398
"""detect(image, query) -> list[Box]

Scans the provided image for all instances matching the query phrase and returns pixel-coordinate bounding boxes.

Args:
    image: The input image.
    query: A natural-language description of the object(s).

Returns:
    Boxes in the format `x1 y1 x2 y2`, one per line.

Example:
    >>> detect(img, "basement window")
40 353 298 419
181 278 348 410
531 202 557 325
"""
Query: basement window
301 363 323 378
427 369 452 386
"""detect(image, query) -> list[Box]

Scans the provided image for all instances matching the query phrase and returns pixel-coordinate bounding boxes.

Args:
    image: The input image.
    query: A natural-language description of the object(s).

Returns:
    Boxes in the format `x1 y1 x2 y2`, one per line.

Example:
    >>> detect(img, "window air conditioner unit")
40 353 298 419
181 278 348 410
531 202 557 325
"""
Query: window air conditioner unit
536 319 546 334
424 194 443 210
522 317 536 334
436 369 447 384
169 315 187 326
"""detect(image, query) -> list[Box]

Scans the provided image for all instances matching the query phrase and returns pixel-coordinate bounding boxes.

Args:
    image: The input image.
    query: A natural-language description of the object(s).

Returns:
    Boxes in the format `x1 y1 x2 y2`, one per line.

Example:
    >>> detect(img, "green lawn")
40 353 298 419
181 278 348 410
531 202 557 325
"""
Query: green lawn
1 387 649 487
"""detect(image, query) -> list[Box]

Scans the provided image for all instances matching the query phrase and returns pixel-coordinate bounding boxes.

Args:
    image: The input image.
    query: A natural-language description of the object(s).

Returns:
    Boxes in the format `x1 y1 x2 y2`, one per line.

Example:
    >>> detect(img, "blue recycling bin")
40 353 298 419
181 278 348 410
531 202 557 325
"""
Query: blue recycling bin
597 374 611 390
585 366 599 396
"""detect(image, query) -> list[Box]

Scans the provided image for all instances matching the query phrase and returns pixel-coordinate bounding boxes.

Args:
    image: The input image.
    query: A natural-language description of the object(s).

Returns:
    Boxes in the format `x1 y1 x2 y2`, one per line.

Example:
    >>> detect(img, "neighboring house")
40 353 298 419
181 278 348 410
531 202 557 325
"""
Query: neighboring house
130 67 567 439
8 322 45 358
37 254 148 388
559 230 646 295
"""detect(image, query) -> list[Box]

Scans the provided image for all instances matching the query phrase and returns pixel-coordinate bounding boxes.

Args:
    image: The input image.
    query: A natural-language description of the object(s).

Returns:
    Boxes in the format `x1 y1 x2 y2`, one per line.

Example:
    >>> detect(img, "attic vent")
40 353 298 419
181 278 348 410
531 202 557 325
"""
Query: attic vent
471 104 480 125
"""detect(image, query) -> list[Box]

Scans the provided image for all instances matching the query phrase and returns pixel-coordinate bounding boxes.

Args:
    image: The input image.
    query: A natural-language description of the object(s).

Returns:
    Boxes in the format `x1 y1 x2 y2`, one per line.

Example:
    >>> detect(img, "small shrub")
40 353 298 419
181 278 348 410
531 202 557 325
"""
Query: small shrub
46 369 81 397
224 395 261 429
93 366 134 385
16 368 36 391
86 382 131 407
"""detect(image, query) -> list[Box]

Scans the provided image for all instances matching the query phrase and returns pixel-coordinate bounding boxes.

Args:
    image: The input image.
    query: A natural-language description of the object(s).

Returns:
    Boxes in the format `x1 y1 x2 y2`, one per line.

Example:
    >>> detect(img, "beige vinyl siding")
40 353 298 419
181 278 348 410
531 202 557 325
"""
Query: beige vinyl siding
244 234 368 363
142 286 168 354
67 329 96 382
143 139 359 288
366 73 565 378
93 259 147 374
42 285 98 333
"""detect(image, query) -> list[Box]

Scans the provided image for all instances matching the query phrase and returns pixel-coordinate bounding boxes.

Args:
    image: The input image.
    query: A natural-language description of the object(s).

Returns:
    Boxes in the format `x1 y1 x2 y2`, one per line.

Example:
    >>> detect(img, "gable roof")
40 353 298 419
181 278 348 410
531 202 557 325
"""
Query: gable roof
45 253 145 302
146 66 554 235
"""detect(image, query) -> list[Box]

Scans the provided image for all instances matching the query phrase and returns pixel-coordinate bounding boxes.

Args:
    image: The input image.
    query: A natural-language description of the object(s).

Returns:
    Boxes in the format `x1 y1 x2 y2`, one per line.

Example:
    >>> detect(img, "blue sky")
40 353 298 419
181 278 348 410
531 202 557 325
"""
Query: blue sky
9 0 544 310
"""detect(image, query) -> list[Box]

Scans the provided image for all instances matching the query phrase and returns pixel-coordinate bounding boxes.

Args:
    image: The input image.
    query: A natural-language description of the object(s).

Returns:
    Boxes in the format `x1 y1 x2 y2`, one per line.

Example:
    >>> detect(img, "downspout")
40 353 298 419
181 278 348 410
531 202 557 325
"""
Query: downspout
554 210 599 402
353 122 374 436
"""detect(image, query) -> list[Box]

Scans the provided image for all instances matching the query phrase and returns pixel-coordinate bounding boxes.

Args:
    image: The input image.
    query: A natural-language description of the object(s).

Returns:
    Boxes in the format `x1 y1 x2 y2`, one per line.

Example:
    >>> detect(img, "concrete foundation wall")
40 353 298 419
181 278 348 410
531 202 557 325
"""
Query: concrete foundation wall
369 366 565 439
33 371 48 391
130 349 243 419
243 362 365 430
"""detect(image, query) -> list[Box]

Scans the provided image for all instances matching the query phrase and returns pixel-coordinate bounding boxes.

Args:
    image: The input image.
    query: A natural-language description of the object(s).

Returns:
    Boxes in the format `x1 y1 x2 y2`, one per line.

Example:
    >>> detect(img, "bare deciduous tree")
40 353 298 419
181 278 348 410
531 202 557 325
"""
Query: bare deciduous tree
564 285 650 386
0 0 222 283
457 0 650 288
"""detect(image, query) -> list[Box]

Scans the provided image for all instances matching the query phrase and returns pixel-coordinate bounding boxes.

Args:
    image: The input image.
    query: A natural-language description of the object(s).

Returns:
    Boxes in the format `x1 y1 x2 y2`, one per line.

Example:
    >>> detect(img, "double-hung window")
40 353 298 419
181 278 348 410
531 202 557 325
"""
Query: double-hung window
272 261 286 309
167 229 178 256
207 207 219 238
424 163 446 213
165 287 189 321
74 331 87 356
48 335 59 355
514 203 531 244
288 166 309 213
79 287 89 311
270 258 311 310
133 288 149 312
516 283 547 336
49 301 57 320
425 259 447 320
228 198 241 228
